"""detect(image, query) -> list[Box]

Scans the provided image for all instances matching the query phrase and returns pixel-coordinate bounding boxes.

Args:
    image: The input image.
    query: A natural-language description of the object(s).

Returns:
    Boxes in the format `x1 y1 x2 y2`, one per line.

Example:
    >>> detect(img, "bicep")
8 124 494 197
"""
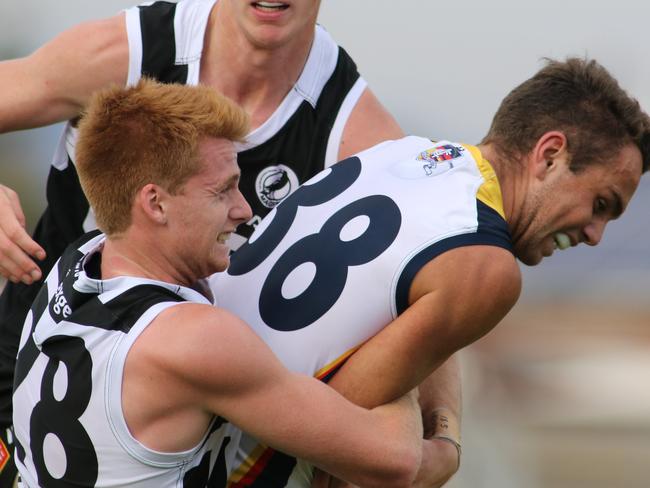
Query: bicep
0 14 128 132
337 87 404 160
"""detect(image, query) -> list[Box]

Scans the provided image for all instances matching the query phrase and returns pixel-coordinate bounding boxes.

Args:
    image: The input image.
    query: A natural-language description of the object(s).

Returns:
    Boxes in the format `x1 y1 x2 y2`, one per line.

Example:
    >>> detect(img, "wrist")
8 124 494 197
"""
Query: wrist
429 407 461 470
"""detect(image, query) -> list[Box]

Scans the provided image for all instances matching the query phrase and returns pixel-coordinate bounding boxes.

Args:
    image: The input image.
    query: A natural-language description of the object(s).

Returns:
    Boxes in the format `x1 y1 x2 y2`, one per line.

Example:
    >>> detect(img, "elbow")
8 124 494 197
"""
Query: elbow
386 455 420 488
389 447 421 488
360 446 421 488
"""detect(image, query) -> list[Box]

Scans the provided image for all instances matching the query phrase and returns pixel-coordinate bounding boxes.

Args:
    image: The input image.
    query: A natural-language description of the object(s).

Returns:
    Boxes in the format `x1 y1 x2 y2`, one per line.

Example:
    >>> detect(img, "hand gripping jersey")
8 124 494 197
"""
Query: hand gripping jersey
209 136 514 487
12 233 240 488
0 0 365 429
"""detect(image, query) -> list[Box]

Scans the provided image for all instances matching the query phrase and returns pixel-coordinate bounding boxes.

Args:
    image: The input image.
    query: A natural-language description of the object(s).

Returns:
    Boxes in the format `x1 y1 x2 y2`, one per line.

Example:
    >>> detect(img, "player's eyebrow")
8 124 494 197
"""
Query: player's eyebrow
213 173 240 193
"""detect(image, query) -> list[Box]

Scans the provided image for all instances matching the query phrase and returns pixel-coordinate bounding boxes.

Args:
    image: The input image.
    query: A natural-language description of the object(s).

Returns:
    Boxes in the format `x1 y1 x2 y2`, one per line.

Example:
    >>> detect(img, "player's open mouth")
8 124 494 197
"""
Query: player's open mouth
553 232 571 250
252 2 289 12
217 233 231 244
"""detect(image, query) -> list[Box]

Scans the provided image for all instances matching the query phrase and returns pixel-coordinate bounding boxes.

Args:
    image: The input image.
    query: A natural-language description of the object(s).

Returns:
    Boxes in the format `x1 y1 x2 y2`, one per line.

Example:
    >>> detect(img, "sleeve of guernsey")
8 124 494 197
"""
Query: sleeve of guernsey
394 144 513 315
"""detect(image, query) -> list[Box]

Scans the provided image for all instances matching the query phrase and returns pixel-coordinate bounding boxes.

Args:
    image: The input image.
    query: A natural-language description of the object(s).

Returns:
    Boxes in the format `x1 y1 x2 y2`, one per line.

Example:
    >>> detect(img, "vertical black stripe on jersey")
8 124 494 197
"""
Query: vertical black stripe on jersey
32 157 91 281
234 47 360 242
12 285 50 397
394 200 513 315
139 1 189 83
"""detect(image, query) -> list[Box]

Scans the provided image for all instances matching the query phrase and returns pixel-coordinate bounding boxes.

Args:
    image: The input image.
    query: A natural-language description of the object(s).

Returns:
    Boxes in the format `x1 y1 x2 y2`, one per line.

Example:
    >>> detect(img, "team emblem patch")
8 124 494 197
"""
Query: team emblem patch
417 144 464 164
0 435 9 473
416 144 464 176
255 165 299 208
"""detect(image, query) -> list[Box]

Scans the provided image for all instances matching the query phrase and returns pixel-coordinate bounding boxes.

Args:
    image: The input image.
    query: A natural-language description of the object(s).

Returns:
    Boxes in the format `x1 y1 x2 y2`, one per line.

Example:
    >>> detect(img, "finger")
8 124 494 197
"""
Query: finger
0 186 45 261
0 263 15 284
0 185 26 229
0 236 43 283
0 258 39 285
11 226 46 262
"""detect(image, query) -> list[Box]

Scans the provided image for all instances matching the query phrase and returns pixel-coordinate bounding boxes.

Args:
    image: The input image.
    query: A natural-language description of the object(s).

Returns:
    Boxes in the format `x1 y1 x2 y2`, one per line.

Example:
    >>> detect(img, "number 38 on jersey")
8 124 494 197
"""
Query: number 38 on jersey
226 156 402 332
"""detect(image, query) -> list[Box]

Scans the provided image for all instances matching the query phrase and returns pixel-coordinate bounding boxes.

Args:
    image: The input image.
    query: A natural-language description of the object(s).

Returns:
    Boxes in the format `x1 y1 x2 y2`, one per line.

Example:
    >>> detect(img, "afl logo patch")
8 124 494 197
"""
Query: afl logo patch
255 165 299 208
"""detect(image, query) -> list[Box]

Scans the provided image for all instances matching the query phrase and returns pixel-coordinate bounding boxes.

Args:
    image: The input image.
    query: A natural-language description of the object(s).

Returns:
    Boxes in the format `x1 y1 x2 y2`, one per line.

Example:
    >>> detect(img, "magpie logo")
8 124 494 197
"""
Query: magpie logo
255 164 299 208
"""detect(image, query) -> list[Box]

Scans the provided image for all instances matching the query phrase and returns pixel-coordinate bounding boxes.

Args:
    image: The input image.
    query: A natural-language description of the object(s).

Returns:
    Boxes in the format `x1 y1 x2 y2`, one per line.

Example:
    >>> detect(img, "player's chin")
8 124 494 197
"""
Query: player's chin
209 251 231 274
515 246 544 267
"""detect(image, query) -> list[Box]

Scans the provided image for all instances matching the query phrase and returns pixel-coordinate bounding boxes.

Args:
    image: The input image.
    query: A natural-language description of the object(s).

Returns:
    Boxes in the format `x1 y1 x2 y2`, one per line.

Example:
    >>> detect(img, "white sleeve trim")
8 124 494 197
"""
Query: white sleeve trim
124 6 144 86
105 301 207 467
323 77 368 168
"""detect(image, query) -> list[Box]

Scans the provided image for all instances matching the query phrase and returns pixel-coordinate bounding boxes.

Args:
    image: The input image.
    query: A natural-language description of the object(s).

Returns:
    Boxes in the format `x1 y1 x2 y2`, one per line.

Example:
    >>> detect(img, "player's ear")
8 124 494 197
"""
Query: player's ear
136 183 168 225
530 131 568 180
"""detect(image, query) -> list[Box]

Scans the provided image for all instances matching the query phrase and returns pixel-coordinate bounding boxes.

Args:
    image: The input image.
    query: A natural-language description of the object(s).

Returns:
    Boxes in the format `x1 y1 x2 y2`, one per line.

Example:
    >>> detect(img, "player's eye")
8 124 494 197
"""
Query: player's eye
594 197 608 214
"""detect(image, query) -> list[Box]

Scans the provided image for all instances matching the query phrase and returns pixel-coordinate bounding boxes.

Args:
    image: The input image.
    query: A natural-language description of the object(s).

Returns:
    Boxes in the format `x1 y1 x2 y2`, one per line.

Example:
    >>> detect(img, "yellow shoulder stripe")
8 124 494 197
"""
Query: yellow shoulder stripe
462 144 506 220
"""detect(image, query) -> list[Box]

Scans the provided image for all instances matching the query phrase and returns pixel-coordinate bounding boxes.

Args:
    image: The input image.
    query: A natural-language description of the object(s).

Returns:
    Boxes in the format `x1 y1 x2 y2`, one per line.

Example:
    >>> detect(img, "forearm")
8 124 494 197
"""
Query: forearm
0 59 62 132
0 15 128 133
224 370 422 488
326 323 443 408
419 355 462 439
326 346 462 487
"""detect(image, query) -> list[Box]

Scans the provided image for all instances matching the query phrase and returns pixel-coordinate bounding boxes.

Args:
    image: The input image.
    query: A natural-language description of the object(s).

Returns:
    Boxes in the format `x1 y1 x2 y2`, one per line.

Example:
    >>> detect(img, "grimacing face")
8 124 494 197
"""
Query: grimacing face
166 137 252 281
513 143 642 266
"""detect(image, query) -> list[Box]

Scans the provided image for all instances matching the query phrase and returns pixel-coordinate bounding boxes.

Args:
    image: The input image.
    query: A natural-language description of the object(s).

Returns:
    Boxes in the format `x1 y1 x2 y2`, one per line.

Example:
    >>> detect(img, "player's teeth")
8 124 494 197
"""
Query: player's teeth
255 2 285 8
217 233 230 244
554 232 571 250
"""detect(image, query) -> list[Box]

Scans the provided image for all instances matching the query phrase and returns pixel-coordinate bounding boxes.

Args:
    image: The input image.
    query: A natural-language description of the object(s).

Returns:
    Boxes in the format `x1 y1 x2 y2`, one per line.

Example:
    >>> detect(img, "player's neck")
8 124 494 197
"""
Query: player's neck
477 143 526 227
200 3 314 129
101 235 193 288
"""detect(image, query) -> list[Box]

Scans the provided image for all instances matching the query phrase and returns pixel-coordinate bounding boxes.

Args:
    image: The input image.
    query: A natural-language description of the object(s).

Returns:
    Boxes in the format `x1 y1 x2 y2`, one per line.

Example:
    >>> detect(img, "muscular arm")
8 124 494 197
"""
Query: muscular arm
125 304 423 488
325 246 521 485
328 245 520 404
0 14 128 282
0 14 128 132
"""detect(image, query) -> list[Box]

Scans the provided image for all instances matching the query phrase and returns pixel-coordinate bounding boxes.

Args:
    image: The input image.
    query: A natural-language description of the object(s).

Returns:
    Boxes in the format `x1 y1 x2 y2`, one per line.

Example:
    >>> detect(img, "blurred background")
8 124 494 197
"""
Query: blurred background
2 1 649 486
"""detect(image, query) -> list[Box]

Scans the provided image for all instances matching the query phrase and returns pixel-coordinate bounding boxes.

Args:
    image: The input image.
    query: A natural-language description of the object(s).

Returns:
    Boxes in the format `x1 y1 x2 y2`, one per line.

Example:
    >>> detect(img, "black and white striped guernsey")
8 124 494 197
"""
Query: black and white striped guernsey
12 232 239 487
0 0 365 427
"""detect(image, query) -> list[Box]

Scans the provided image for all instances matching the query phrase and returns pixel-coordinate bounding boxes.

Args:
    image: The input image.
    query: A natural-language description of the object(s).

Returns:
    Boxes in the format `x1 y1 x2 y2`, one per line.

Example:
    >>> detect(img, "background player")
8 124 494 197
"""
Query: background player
211 57 650 487
0 1 460 483
12 79 425 488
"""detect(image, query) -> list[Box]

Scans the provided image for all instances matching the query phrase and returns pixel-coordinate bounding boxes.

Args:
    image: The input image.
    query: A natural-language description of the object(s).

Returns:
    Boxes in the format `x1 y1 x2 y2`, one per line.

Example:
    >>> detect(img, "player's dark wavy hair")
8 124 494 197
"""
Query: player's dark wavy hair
482 57 650 173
